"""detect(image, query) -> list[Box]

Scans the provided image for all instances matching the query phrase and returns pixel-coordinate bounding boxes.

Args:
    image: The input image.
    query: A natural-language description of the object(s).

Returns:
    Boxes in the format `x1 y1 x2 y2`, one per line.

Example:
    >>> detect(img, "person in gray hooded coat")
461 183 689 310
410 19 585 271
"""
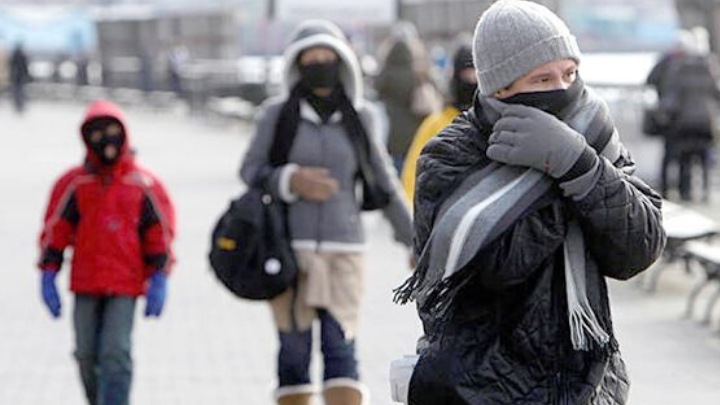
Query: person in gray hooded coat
395 2 666 404
240 20 413 405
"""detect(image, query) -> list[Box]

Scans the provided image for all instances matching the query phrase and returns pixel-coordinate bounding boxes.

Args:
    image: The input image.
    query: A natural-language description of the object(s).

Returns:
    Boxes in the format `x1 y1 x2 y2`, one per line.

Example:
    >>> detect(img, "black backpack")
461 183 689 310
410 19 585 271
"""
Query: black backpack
209 92 388 299
209 99 299 300
209 182 297 300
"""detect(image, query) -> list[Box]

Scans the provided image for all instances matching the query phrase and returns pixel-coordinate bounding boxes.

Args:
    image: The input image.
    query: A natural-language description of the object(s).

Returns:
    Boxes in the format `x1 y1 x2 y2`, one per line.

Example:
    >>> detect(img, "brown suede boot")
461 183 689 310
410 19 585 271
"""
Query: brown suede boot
277 393 313 405
322 385 364 405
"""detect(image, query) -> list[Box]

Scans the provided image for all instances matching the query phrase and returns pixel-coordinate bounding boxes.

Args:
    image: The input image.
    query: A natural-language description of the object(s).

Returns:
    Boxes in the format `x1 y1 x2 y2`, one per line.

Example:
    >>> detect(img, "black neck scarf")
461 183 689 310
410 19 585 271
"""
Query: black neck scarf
270 83 390 210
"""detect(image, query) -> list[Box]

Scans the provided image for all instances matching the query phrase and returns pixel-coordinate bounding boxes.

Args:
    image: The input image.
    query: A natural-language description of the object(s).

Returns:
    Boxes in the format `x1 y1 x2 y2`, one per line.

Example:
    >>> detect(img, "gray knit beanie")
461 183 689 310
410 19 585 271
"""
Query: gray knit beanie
473 0 581 96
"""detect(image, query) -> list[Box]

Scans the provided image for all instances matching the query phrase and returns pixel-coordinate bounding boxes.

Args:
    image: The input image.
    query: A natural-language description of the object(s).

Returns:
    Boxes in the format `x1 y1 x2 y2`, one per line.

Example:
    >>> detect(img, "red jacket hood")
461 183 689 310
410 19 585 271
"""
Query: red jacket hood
80 100 133 168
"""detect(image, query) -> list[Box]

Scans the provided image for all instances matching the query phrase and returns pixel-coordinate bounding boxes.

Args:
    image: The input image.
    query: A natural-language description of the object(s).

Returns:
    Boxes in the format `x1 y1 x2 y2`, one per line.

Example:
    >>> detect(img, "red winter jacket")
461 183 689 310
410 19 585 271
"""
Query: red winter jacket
38 101 176 297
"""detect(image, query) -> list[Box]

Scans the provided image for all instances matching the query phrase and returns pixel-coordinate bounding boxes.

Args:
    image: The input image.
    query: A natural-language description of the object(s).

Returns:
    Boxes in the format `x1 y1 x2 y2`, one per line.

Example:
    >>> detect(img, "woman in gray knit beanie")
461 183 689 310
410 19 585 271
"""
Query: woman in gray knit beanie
396 1 666 404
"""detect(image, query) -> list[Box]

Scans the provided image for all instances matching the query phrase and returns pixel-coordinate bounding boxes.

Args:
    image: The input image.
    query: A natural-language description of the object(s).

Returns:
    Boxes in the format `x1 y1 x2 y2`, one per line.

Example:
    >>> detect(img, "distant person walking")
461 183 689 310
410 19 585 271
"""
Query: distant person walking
647 28 720 202
37 100 176 405
167 45 188 99
240 20 413 405
401 43 476 203
377 22 441 173
10 43 30 113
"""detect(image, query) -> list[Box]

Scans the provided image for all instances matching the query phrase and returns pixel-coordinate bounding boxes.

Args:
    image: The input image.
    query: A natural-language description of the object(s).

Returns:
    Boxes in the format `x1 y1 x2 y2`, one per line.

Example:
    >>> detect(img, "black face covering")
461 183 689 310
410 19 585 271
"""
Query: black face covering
84 120 125 166
306 90 339 123
503 77 583 118
299 61 341 91
453 79 477 111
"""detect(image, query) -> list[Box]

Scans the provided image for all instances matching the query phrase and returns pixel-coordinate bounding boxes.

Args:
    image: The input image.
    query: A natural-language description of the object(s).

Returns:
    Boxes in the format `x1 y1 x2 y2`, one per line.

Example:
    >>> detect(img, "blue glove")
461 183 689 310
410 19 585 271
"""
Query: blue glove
41 270 61 318
145 271 167 318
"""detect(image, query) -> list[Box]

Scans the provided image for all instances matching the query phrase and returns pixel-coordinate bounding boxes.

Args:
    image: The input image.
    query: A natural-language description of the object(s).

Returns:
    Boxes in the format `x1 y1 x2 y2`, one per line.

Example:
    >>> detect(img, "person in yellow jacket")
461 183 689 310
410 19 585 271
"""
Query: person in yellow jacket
402 45 476 203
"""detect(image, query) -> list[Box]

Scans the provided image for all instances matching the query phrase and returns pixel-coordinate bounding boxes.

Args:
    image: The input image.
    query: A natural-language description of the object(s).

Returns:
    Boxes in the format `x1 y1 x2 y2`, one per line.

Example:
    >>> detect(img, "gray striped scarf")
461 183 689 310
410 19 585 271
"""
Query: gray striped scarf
396 85 624 351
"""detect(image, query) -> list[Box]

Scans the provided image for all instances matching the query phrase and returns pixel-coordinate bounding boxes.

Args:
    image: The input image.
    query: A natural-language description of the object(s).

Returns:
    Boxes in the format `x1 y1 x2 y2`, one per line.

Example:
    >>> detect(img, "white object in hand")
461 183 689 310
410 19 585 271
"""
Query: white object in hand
390 355 419 404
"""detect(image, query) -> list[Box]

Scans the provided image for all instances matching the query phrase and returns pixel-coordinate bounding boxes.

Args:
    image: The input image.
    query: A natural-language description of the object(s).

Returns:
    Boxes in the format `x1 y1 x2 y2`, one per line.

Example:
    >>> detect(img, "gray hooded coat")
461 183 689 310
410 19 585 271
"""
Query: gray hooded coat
240 21 413 253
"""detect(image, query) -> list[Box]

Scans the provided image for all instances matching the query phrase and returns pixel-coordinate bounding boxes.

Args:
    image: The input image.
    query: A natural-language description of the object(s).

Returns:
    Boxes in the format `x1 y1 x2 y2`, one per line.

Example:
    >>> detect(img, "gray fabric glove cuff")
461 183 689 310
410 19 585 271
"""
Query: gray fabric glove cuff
559 153 602 200
559 146 599 182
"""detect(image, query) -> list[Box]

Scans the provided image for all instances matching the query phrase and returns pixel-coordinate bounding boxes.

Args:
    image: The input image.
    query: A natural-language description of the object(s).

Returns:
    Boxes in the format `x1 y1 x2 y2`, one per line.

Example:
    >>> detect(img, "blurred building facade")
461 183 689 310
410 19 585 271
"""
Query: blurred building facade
94 7 239 89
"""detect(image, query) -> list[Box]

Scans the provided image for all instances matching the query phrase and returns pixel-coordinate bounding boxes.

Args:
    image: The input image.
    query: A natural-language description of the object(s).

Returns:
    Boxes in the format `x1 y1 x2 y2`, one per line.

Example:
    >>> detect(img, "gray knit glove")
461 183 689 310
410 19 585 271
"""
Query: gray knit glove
486 99 595 180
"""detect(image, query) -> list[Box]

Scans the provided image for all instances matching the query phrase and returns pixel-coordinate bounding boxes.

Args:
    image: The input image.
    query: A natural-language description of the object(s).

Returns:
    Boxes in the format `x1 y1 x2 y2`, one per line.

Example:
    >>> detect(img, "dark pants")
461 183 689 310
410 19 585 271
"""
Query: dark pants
661 139 712 201
277 309 359 387
73 294 136 405
11 84 26 114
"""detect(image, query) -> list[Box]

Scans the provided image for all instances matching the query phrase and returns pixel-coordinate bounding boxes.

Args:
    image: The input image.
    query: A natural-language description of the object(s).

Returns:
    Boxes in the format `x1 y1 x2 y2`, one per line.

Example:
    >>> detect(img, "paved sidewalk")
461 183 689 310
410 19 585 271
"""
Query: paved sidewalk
0 101 718 404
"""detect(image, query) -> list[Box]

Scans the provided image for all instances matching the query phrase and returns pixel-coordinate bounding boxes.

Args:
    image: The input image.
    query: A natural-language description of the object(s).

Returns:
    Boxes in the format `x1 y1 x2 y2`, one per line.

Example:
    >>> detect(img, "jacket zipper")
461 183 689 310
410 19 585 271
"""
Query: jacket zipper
315 123 326 253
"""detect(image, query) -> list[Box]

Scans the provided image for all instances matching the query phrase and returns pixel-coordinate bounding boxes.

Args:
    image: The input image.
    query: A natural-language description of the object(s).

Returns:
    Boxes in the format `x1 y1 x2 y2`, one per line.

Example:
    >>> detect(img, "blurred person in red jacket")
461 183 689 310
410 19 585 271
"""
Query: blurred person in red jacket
37 100 176 405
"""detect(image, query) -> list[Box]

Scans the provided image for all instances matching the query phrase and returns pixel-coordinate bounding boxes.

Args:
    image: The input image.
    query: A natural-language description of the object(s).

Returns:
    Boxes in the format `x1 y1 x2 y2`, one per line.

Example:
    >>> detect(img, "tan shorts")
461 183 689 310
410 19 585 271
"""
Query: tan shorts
270 251 365 338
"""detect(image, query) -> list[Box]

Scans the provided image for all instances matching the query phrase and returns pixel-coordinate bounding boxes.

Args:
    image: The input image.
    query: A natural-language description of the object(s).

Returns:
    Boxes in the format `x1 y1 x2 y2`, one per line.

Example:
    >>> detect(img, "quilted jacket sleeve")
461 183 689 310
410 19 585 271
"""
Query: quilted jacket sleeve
568 154 666 280
415 123 568 291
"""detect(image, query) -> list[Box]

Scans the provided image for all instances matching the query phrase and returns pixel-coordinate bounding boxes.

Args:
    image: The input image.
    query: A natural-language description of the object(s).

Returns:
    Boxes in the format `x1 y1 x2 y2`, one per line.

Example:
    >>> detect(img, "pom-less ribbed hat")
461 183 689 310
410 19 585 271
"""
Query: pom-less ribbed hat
473 0 581 96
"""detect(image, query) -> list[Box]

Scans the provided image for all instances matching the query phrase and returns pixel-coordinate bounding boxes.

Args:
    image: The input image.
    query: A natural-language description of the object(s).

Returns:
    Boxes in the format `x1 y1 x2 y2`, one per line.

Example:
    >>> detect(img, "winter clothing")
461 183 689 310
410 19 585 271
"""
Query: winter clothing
400 81 625 349
38 100 176 297
402 81 665 404
38 100 175 405
323 379 369 405
402 45 475 203
277 393 313 405
9 46 29 86
276 308 359 386
74 295 136 405
401 106 460 203
240 20 411 400
41 270 61 318
240 22 412 253
299 61 341 93
377 40 426 164
271 253 362 390
486 97 595 180
9 46 30 113
450 44 476 111
397 4 665 403
472 0 581 96
271 251 364 337
144 271 167 317
648 51 720 201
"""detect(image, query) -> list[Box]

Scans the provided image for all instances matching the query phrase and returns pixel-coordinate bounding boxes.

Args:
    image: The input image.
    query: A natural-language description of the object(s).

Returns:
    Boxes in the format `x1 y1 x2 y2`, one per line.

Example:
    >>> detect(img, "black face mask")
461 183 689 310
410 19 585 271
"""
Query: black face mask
85 121 125 166
299 62 341 91
503 77 583 117
453 79 477 111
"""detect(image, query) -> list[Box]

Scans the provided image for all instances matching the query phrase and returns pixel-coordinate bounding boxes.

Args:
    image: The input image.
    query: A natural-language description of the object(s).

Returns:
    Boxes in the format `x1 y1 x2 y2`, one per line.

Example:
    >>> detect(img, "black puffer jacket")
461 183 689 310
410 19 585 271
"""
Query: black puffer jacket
408 103 666 405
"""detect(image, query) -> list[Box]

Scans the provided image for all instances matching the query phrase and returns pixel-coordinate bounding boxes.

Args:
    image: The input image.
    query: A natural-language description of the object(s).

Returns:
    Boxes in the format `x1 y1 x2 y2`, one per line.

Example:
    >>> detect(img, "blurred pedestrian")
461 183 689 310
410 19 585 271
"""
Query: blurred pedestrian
240 20 413 405
377 22 441 173
401 42 476 203
9 43 30 114
139 50 154 93
37 100 176 405
647 28 720 202
395 1 666 404
167 45 188 99
76 53 90 87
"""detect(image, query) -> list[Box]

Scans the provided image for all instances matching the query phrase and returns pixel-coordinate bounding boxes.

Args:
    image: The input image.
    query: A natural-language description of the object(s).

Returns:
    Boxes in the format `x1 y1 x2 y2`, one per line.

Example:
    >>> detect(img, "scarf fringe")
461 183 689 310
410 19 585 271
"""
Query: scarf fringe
565 259 610 351
395 268 474 335
393 275 418 305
